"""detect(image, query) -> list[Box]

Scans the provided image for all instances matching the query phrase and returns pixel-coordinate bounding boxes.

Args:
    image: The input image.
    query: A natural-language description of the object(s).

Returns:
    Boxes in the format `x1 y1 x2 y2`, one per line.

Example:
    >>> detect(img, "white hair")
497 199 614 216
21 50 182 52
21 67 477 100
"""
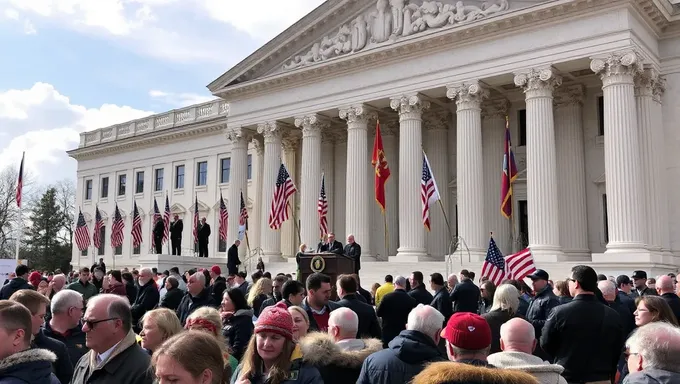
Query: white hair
490 284 520 313
407 304 444 340
51 290 83 314
192 272 206 285
598 280 617 298
394 275 407 288
139 267 152 275
329 307 359 338
626 322 680 371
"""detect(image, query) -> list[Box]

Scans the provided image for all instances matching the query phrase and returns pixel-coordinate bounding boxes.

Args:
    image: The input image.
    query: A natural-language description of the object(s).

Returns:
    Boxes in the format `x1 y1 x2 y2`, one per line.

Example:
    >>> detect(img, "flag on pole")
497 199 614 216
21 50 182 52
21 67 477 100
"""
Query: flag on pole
371 120 390 212
481 236 506 286
93 206 104 249
218 193 228 242
111 204 125 248
318 173 329 236
74 209 91 251
163 194 171 243
238 191 248 241
501 117 518 219
505 248 536 281
131 201 143 248
193 195 199 244
421 151 441 231
16 152 24 208
152 198 161 248
268 164 297 230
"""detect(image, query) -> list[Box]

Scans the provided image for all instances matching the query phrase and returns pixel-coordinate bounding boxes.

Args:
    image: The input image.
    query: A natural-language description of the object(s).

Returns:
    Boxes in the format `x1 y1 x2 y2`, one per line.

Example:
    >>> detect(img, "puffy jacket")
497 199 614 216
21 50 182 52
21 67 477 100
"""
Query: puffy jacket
0 278 34 300
412 361 539 384
0 349 60 384
222 308 254 361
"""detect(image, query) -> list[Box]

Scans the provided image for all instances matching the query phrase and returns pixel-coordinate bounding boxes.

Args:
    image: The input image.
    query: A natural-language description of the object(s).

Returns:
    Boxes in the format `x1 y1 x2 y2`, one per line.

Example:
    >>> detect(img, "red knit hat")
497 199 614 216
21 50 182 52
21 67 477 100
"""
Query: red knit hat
28 271 42 286
255 302 293 340
440 312 491 350
210 265 221 275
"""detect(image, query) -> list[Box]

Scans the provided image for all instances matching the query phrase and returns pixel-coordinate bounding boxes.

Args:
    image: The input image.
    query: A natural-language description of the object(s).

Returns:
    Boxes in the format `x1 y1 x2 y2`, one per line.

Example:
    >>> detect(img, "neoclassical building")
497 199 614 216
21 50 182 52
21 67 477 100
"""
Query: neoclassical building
69 0 680 275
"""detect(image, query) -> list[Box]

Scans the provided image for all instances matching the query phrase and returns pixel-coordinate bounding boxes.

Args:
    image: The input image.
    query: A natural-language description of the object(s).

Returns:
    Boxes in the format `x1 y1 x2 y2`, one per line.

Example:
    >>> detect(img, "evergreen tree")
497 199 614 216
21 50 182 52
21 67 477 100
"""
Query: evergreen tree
25 188 69 270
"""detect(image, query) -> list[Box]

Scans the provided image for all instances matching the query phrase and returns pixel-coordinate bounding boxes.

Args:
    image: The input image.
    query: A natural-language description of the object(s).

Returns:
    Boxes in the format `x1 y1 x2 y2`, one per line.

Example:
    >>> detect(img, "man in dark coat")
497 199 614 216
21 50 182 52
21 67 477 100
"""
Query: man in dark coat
599 279 636 338
176 272 217 326
656 275 680 322
130 268 160 333
335 275 381 339
343 235 362 274
209 265 227 304
169 214 183 255
197 217 211 257
43 290 89 366
153 217 164 254
159 276 183 311
319 233 343 255
630 270 658 298
227 240 241 275
377 276 417 348
616 274 637 313
408 271 433 306
525 269 560 359
0 264 33 300
449 270 481 314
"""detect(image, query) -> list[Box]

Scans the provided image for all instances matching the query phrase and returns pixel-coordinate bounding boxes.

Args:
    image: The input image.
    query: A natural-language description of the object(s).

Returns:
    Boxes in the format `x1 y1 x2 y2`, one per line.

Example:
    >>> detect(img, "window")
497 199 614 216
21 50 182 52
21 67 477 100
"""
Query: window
81 248 87 257
247 154 253 180
175 165 185 189
518 200 529 250
101 177 109 198
85 179 93 200
597 96 604 136
220 158 231 184
155 169 164 192
133 245 141 255
118 174 126 196
115 245 122 255
219 238 227 252
517 109 527 146
197 161 208 186
135 171 144 194
97 226 106 256
602 194 609 244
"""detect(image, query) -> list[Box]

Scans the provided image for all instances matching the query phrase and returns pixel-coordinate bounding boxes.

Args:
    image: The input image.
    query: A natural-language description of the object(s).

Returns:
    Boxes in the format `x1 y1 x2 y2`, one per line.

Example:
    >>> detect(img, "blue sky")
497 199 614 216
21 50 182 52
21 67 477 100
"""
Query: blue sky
0 0 322 184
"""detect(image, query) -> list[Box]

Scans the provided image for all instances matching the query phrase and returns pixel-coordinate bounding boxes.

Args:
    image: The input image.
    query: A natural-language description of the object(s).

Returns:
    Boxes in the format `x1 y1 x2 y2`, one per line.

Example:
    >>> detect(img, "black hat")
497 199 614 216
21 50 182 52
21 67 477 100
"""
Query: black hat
528 269 549 281
632 270 647 280
616 275 632 287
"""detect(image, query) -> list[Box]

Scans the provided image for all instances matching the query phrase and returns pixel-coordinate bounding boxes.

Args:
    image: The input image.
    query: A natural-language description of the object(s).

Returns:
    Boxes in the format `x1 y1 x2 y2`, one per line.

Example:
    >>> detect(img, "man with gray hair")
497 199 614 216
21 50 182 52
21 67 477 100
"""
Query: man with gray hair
71 294 154 383
599 279 636 336
377 275 417 347
358 304 446 384
176 271 216 326
43 290 89 364
130 267 159 333
624 322 680 383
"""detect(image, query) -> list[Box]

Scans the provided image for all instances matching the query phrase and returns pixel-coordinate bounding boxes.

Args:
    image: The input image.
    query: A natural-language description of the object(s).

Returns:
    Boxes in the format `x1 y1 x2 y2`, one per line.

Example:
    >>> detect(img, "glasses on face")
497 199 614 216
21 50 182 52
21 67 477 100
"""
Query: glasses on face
83 318 118 329
624 351 639 361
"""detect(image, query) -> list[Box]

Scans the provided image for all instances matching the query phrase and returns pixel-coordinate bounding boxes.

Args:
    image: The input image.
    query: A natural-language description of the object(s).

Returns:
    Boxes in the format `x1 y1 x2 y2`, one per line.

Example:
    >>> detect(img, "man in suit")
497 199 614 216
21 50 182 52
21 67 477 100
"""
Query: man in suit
170 214 183 255
319 232 343 255
198 217 211 257
343 234 361 274
153 217 165 254
227 240 241 275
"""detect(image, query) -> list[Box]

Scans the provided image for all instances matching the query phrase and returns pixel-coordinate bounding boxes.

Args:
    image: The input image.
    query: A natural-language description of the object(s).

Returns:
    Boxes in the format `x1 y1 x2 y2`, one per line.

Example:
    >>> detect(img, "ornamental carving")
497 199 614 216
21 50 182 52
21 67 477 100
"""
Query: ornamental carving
339 105 378 124
514 68 562 93
283 0 509 71
590 50 644 80
481 98 509 118
553 85 584 107
294 114 331 136
446 82 489 106
390 94 431 115
257 121 284 140
225 127 250 144
634 67 665 102
423 111 450 130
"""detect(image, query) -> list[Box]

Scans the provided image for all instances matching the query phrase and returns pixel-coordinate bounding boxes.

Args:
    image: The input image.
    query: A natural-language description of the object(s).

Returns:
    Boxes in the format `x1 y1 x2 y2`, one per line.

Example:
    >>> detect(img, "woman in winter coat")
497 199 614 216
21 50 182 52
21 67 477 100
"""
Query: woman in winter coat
231 302 323 384
412 361 539 384
221 288 255 361
482 284 521 354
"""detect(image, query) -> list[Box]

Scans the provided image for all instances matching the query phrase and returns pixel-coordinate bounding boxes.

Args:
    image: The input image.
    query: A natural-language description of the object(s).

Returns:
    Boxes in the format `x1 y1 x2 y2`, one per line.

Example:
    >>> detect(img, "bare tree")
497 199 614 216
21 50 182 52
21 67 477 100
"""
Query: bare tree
0 166 34 259
54 179 76 249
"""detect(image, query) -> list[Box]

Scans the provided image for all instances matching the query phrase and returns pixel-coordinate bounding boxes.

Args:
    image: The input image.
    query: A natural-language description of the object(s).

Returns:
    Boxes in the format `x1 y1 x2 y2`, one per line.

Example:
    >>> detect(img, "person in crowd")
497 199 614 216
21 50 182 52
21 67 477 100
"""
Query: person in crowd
358 304 445 384
430 273 453 325
479 280 496 314
66 267 98 301
411 363 539 384
259 275 288 314
599 279 636 337
447 274 459 294
91 268 105 293
101 270 126 297
168 267 187 291
300 307 382 384
256 257 265 273
220 288 254 361
153 331 226 384
525 269 560 360
633 296 678 327
120 271 137 305
552 280 572 304
616 275 637 312
9 290 73 384
202 269 212 289
131 267 160 332
295 243 307 278
229 272 248 296
370 282 381 305
231 302 323 384
71 294 154 383
248 277 272 318
336 274 381 339
280 280 305 307
351 274 372 304
318 232 343 255
48 274 66 299
487 318 567 384
631 271 657 298
288 306 310 341
541 265 624 384
344 234 362 274
37 278 50 297
209 265 227 304
198 217 211 258
623 322 680 384
153 214 164 254
645 278 656 291
28 271 42 290
177 272 217 326
450 269 480 314
139 308 182 355
408 271 434 305
92 258 106 274
186 307 238 376
0 301 60 384
655 275 680 322
227 240 242 276
378 275 417 348
374 275 394 308
501 279 530 317
169 214 183 256
42 290 88 365
301 273 338 332
159 276 184 310
482 284 520 354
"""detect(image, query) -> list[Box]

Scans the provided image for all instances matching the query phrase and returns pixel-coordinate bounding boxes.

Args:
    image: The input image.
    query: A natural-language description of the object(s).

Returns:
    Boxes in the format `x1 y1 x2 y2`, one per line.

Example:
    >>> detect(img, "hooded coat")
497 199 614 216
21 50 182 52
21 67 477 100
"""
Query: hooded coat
299 332 383 384
411 361 540 384
0 348 60 384
487 351 568 384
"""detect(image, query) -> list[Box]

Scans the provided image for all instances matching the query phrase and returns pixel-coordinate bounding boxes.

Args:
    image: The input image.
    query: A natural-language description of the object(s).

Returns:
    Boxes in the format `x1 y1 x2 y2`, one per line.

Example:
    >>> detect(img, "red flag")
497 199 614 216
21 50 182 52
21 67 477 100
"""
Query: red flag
501 117 518 218
16 152 24 208
506 248 536 281
371 120 390 212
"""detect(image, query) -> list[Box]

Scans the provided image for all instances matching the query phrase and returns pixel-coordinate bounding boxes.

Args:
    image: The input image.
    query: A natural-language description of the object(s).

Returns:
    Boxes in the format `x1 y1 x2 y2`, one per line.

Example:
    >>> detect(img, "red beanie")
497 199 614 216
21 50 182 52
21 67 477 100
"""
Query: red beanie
28 271 42 286
255 302 293 340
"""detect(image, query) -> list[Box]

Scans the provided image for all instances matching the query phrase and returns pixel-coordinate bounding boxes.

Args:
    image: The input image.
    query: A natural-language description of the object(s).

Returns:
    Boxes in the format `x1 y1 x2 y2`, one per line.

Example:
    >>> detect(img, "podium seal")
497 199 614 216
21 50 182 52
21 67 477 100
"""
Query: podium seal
310 255 326 273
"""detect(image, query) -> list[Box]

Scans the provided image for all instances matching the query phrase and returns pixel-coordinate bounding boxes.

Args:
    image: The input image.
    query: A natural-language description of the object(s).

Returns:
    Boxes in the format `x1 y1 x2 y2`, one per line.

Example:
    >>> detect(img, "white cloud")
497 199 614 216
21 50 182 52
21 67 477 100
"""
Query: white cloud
3 7 18 19
148 90 214 107
0 83 154 183
23 19 36 34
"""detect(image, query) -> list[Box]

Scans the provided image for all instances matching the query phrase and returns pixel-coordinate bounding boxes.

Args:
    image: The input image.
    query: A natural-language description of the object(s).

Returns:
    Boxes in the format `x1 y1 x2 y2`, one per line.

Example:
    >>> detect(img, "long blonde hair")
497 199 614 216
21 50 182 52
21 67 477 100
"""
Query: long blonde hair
152 331 226 384
141 308 183 345
239 335 296 384
247 277 272 307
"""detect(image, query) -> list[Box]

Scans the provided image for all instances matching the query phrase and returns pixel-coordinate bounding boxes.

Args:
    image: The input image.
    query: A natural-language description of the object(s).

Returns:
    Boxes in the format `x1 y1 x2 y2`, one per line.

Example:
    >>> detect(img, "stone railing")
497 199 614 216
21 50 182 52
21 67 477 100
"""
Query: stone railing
79 99 229 148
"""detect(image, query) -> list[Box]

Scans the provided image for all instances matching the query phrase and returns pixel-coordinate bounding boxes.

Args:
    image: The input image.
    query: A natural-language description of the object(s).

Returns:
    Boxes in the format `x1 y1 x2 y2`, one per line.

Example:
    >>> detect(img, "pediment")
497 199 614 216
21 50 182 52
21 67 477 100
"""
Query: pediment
213 198 228 210
170 203 186 214
82 212 92 222
189 200 211 213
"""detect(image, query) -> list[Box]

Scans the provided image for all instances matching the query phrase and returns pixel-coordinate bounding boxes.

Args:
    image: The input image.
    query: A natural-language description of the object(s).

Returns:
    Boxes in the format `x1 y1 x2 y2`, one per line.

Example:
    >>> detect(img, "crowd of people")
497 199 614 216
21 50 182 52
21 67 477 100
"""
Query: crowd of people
0 259 679 384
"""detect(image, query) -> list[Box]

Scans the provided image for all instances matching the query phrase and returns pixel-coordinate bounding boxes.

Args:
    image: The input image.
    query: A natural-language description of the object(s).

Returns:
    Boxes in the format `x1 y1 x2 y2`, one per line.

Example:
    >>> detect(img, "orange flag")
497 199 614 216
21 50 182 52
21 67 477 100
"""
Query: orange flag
371 120 391 212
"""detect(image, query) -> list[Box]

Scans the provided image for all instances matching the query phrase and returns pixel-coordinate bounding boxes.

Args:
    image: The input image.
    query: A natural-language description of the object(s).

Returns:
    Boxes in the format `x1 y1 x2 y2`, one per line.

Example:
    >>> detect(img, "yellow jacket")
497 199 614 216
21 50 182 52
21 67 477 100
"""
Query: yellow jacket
375 282 394 307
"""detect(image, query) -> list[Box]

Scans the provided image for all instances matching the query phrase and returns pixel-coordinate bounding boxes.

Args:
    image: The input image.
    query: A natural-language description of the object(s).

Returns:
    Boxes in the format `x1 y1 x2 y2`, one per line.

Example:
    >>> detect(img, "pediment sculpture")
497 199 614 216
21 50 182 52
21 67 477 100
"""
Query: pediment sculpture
283 0 509 70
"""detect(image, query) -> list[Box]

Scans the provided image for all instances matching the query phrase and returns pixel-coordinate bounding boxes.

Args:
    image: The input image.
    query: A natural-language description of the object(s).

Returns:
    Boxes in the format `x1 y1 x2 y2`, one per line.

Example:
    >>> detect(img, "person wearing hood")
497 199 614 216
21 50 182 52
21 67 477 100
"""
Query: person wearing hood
0 300 60 384
411 361 539 384
0 265 34 300
623 322 680 384
220 288 254 361
487 318 567 384
300 307 383 384
176 272 216 326
357 304 446 384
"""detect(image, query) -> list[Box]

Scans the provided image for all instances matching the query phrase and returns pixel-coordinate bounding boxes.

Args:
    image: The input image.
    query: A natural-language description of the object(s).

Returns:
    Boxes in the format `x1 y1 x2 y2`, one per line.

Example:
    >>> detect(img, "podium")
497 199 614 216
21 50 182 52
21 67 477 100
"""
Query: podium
298 253 355 300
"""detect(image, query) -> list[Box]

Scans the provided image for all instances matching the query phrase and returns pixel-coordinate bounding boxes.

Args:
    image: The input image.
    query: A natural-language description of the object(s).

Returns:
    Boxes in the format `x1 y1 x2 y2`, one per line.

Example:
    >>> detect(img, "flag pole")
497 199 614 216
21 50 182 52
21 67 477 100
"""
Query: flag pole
437 200 456 255
286 201 302 245
383 211 389 258
15 204 22 263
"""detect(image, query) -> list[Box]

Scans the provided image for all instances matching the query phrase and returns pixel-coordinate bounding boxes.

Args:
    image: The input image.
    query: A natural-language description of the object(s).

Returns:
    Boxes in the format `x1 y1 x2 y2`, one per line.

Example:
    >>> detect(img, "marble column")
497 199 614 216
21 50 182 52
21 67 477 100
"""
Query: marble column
251 137 264 252
382 121 399 259
447 83 487 260
424 111 450 259
481 99 510 255
390 95 430 260
225 128 250 253
280 134 299 257
514 68 564 262
340 105 376 260
321 131 335 236
591 52 648 256
256 121 284 261
651 76 670 254
554 85 590 260
333 130 348 241
447 113 458 240
295 114 328 248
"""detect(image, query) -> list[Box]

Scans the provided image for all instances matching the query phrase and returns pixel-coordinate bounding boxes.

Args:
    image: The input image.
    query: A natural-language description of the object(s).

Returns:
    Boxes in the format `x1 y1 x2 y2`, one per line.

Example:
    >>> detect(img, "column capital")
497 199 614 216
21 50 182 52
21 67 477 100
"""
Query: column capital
257 121 284 142
294 114 331 137
423 110 451 131
390 94 430 117
634 67 665 101
225 127 251 147
384 120 400 136
514 68 562 95
446 82 489 109
322 128 341 144
554 84 585 107
252 137 264 155
481 98 510 119
281 133 300 152
590 50 644 83
339 104 378 125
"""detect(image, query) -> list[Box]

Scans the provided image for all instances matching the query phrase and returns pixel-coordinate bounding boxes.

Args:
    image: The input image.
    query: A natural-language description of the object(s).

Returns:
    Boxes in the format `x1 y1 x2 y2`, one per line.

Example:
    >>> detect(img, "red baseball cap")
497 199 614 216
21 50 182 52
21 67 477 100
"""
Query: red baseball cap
210 265 221 275
440 312 491 350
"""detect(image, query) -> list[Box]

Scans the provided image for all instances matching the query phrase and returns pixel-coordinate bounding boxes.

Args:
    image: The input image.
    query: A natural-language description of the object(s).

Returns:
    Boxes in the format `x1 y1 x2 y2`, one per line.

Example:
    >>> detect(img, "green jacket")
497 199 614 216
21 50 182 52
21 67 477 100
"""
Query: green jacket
67 281 99 301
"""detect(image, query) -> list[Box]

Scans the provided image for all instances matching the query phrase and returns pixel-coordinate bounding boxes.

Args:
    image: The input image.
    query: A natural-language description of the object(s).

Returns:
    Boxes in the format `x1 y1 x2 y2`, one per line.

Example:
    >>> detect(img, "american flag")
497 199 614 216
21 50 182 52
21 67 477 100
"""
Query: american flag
317 173 328 236
16 152 24 208
93 206 104 249
163 195 171 243
218 193 228 241
193 195 199 244
152 198 161 248
268 164 297 230
481 236 506 285
74 209 91 251
238 191 248 241
111 204 125 248
131 201 143 247
506 248 536 281
421 152 440 231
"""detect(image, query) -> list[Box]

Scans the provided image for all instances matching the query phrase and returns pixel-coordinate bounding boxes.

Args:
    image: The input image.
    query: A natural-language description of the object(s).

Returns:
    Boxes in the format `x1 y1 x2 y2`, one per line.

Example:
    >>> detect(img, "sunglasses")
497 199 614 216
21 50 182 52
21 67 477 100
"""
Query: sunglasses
83 318 118 328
